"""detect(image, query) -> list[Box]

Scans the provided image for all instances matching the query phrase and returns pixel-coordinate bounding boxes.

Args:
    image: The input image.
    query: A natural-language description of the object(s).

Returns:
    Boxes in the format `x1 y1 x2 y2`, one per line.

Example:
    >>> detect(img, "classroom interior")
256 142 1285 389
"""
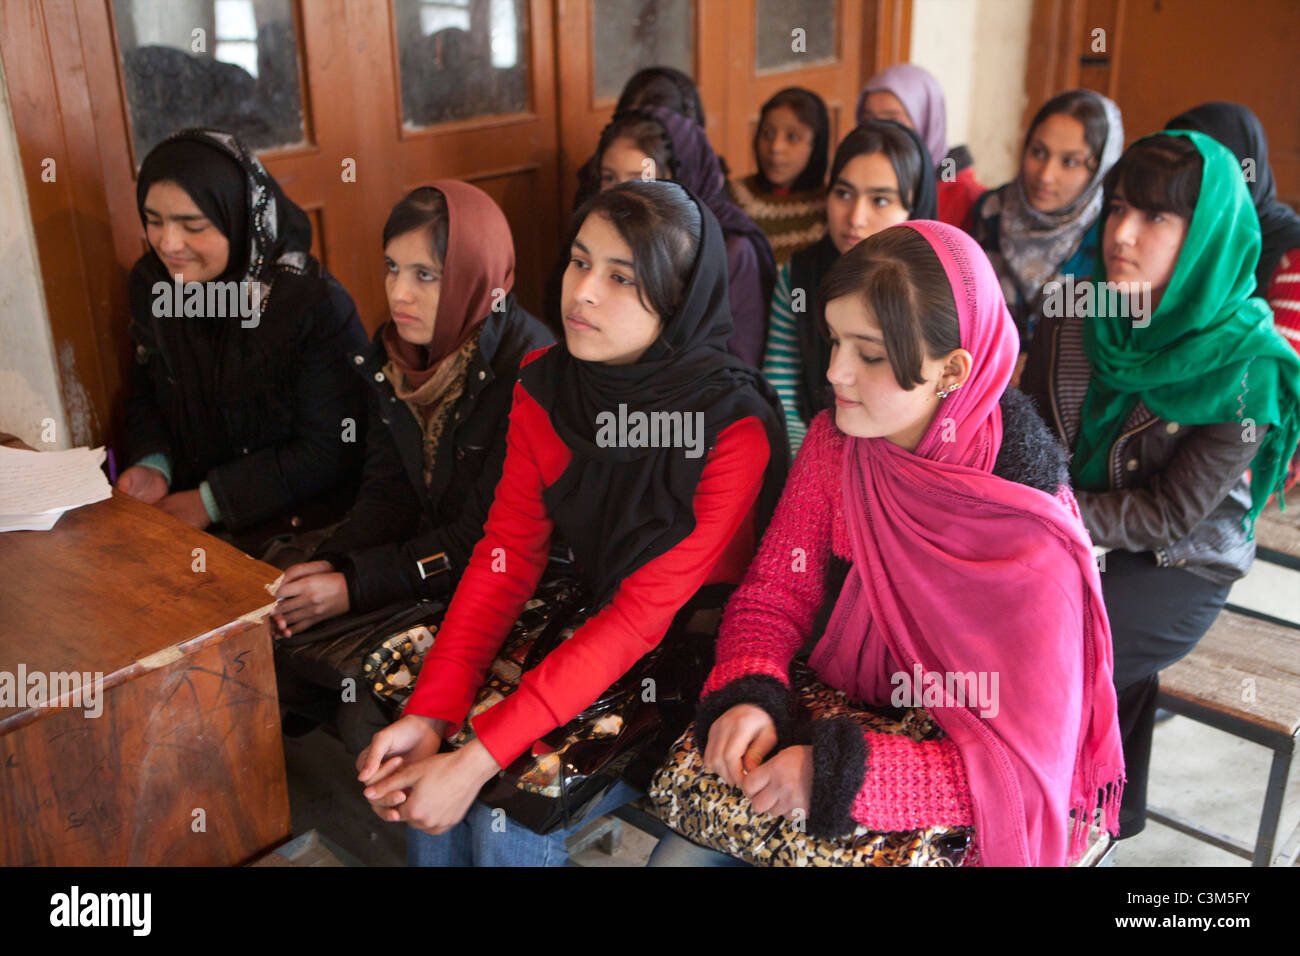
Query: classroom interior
1 0 1298 869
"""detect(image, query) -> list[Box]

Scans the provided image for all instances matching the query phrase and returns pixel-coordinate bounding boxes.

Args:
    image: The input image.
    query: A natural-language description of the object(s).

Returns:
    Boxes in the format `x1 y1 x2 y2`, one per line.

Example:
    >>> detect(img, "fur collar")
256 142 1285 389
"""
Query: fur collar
992 387 1070 494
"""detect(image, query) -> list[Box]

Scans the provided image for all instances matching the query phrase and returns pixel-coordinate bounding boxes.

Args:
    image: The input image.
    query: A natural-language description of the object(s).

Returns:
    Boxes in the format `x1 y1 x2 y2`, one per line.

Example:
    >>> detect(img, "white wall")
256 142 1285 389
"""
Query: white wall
0 57 69 450
910 0 1033 188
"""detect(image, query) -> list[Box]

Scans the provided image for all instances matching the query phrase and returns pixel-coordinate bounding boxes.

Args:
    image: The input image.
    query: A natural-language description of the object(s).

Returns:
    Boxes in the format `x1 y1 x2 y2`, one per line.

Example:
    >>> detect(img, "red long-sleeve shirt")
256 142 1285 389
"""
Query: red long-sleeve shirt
404 347 771 767
938 167 985 231
1268 250 1300 358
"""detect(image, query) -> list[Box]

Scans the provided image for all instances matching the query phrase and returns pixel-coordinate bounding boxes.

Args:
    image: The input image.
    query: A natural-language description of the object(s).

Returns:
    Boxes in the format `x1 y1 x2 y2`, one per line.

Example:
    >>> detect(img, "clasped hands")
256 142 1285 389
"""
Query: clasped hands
355 715 501 834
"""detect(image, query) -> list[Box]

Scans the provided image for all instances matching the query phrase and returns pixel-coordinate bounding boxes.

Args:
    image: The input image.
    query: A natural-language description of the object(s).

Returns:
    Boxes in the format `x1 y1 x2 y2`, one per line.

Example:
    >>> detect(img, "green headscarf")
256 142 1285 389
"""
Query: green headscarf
1072 129 1300 531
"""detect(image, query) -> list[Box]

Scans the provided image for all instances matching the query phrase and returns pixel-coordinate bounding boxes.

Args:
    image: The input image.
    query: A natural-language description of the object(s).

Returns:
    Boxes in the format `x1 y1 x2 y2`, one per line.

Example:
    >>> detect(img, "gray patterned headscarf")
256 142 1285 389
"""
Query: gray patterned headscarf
996 91 1123 302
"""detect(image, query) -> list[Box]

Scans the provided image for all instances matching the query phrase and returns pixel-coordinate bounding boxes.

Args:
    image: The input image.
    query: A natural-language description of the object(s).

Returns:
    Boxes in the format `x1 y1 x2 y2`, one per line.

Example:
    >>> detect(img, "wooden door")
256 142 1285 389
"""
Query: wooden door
1025 0 1300 208
553 0 725 217
553 0 910 215
2 0 559 449
5 0 909 450
717 0 910 182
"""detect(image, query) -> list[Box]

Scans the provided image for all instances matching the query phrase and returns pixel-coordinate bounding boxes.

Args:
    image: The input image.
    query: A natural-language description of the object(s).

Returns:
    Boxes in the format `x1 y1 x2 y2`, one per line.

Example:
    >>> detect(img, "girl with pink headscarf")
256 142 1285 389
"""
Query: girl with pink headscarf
650 220 1124 867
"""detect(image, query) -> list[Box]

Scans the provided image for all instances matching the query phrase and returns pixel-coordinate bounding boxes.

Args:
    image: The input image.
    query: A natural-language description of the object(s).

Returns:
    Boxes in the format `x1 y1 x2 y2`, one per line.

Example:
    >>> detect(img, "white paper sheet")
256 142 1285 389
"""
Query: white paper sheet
0 446 113 530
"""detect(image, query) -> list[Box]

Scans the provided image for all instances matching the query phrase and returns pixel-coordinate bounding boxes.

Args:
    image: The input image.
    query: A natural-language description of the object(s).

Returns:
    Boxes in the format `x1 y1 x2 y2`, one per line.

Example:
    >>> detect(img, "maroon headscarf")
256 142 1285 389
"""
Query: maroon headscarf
384 180 515 387
809 220 1124 866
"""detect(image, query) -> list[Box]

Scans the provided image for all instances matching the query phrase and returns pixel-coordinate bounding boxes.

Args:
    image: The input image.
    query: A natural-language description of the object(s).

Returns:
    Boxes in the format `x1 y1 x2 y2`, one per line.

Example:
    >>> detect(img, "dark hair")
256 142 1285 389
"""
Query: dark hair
753 87 830 192
616 67 706 126
818 225 960 390
569 180 701 320
827 121 925 215
1023 90 1110 171
595 111 676 184
1102 134 1203 219
382 187 449 262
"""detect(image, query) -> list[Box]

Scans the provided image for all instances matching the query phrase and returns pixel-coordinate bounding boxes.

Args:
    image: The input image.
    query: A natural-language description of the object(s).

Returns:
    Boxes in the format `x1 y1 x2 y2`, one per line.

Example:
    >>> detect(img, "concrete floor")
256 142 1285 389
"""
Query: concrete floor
282 555 1300 867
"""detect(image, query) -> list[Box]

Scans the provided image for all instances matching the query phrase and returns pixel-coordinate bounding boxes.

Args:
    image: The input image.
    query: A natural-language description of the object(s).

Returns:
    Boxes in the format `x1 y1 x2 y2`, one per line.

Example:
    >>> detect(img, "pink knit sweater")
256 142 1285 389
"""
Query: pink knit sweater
703 412 985 861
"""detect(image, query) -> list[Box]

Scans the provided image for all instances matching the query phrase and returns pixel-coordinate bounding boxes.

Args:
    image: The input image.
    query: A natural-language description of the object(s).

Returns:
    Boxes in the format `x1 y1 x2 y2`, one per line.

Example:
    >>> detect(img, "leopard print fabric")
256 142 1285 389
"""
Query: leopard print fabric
648 667 975 866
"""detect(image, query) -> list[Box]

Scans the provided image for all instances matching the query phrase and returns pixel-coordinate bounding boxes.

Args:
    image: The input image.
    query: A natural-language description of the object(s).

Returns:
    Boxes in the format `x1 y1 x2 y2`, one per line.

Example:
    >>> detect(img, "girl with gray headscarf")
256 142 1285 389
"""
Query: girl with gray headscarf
970 90 1124 362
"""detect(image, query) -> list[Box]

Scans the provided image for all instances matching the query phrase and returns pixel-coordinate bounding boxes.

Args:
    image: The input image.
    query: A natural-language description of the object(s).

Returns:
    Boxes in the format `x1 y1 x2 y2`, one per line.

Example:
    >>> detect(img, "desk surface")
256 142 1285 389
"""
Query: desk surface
0 490 278 730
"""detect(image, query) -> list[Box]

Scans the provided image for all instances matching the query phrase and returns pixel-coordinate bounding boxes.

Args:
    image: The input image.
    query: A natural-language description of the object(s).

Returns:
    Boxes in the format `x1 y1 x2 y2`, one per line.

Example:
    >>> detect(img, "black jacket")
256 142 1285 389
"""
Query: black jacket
1022 313 1264 584
122 268 369 550
315 296 554 613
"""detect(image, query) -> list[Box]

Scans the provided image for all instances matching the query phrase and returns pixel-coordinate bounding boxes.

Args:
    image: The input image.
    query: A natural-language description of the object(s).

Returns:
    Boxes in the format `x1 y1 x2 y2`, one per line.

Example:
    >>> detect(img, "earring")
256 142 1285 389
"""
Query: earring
937 381 962 399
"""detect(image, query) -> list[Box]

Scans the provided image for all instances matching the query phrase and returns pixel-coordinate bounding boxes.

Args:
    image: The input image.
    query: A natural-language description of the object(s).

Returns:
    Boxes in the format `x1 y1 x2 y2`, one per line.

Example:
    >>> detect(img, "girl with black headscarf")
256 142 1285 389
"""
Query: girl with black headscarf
762 120 938 453
356 180 789 867
118 128 368 554
1166 102 1300 360
581 106 777 368
728 87 831 267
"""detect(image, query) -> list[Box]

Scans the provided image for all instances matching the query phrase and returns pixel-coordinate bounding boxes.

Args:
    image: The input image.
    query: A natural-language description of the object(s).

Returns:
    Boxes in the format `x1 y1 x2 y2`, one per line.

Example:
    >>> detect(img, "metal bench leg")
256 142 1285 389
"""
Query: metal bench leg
1254 744 1294 867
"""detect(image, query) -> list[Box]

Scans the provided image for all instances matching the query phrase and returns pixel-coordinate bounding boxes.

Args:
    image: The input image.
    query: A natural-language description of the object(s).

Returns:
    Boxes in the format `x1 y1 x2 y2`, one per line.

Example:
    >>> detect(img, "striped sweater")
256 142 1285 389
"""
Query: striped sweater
760 262 809 455
728 174 826 268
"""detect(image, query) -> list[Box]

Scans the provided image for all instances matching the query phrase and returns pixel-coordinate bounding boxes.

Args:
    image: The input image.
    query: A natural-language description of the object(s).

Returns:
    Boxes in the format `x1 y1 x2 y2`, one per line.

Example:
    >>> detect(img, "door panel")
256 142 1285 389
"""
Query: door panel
1025 0 1299 209
4 0 904 448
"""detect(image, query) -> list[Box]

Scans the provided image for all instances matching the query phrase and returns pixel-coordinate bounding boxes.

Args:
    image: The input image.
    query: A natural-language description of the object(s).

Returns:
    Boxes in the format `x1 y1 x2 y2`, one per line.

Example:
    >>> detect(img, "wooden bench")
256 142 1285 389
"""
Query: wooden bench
1255 486 1300 572
1148 608 1300 866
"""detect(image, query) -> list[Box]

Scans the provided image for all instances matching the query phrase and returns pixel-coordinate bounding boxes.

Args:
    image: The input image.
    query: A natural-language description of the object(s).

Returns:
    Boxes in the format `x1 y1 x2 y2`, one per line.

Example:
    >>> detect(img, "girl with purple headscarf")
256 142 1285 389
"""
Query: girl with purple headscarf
857 63 986 228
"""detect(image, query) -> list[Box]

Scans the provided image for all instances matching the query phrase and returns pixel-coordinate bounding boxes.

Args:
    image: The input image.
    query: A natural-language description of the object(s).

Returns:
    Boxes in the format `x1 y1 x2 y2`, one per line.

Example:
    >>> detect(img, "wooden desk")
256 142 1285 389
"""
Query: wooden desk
0 490 290 865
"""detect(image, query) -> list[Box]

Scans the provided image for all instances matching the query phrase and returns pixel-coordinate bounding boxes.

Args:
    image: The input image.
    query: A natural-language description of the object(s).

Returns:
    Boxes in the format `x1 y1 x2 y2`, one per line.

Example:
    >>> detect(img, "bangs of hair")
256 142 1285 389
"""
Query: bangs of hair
828 121 924 216
571 181 701 320
383 186 449 263
1103 135 1202 219
818 226 959 390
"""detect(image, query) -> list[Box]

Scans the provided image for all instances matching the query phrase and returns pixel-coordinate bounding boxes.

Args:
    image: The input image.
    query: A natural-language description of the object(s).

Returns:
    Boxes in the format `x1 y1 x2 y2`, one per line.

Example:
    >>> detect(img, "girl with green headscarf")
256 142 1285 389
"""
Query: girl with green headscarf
1021 128 1300 841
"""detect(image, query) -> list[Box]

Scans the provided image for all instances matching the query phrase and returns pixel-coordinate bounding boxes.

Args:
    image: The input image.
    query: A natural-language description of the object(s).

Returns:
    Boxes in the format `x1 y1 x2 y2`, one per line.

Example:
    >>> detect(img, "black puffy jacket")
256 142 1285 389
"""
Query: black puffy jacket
122 268 369 552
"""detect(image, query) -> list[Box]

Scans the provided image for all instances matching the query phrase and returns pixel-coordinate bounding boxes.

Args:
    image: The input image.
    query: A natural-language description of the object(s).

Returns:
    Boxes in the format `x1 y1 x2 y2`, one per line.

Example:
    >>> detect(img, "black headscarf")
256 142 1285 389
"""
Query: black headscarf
790 120 937 423
1166 102 1300 295
134 128 314 287
753 87 831 194
615 66 706 126
520 181 790 610
128 127 328 486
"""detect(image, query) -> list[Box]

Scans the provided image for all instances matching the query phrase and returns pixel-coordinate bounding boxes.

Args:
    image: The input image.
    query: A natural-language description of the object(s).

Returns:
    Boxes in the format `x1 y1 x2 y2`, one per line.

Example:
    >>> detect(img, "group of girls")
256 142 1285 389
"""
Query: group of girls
114 60 1300 866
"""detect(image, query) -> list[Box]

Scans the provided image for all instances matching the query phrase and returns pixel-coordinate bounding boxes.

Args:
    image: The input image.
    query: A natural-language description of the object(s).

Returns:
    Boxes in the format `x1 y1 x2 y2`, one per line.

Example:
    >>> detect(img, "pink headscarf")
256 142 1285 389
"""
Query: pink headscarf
808 220 1124 866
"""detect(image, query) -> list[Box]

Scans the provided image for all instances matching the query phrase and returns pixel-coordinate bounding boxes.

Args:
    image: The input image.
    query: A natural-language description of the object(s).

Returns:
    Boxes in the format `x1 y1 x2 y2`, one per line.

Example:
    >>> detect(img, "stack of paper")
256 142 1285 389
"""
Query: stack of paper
0 445 114 531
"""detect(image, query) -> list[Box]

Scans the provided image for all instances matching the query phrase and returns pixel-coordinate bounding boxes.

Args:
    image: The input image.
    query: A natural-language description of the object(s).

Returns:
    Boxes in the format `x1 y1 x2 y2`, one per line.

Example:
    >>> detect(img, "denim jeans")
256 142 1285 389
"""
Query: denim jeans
647 830 752 867
406 780 643 867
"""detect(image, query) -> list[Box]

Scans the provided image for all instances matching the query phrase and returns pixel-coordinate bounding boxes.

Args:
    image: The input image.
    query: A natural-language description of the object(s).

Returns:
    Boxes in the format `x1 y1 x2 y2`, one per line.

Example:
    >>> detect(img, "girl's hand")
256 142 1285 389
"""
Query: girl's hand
741 744 813 821
272 561 348 636
158 489 211 529
117 464 168 504
356 714 445 803
703 703 778 788
364 738 501 832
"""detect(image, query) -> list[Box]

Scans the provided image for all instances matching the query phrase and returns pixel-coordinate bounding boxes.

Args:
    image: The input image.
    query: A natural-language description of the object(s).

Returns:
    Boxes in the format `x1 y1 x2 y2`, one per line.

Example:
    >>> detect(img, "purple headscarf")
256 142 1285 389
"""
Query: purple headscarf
856 63 948 168
643 106 776 281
